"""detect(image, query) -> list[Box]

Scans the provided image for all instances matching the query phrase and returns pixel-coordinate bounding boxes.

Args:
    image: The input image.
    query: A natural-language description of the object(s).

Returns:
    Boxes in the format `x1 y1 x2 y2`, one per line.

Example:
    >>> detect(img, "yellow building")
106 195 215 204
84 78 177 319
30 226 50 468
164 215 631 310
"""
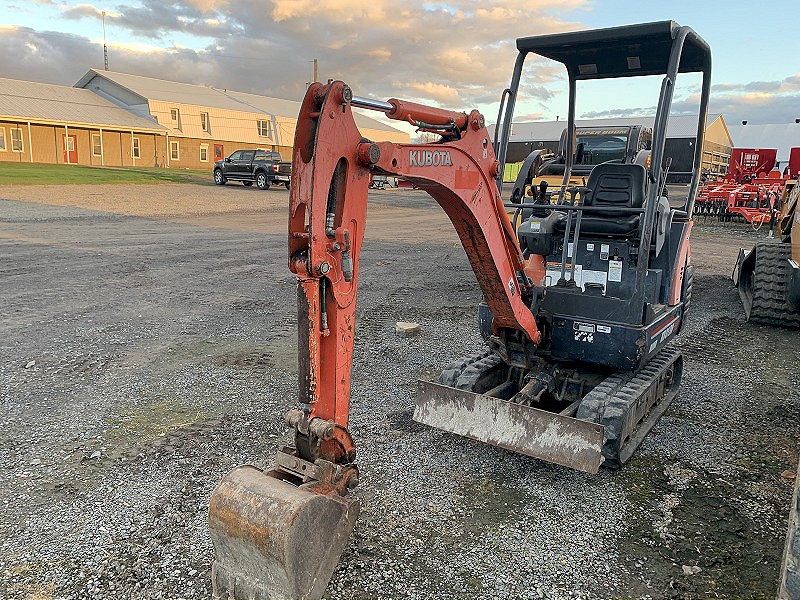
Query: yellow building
0 77 165 167
75 70 410 170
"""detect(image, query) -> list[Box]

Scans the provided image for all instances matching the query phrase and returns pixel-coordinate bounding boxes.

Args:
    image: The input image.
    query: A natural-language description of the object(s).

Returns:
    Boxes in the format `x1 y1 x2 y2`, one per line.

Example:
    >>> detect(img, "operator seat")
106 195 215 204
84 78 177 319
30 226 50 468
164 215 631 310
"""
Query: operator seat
554 163 646 237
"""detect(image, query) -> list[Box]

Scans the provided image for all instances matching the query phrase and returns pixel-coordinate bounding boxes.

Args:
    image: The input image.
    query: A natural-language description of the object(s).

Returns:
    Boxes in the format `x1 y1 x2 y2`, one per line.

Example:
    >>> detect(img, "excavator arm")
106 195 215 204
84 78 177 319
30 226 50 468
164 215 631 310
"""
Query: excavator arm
209 80 543 600
288 81 541 460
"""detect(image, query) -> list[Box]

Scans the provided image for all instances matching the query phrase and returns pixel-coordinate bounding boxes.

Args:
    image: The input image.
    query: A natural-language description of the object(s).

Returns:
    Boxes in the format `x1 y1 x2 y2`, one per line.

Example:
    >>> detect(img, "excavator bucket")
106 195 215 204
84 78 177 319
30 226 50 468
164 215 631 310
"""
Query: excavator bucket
414 381 605 474
208 465 359 600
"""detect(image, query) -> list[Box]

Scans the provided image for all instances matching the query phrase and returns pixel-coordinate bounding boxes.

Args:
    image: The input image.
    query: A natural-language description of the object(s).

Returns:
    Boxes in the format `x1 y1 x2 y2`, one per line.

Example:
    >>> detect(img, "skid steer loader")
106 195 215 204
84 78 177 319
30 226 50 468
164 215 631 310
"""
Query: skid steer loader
733 179 800 327
208 21 712 599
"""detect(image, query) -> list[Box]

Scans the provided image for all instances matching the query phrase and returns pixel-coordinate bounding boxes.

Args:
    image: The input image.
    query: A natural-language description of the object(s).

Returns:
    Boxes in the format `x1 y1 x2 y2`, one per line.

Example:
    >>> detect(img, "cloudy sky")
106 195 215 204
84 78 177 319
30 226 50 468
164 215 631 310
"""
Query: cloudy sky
2 0 798 134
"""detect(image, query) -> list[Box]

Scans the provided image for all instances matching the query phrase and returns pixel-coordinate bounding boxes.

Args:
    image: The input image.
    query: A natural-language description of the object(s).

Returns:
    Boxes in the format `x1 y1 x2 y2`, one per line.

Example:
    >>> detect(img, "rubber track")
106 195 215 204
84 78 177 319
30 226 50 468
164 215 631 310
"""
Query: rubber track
748 242 800 328
439 349 494 387
438 349 505 391
577 349 682 468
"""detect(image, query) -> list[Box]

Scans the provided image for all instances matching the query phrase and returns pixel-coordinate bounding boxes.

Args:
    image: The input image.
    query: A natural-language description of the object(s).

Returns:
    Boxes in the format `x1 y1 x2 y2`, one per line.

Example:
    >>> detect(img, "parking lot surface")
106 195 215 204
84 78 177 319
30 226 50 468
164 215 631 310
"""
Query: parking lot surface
1 182 798 599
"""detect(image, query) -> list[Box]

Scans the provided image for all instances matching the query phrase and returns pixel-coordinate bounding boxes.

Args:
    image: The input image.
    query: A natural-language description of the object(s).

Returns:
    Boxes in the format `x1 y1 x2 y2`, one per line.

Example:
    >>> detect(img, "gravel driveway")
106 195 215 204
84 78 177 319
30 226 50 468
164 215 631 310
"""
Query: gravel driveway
0 182 798 600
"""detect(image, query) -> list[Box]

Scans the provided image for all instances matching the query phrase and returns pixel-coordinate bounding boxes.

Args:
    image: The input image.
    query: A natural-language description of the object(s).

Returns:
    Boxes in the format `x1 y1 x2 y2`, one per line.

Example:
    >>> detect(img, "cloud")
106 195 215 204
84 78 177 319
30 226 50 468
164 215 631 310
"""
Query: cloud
4 1 799 128
61 4 106 20
0 0 590 112
403 82 461 105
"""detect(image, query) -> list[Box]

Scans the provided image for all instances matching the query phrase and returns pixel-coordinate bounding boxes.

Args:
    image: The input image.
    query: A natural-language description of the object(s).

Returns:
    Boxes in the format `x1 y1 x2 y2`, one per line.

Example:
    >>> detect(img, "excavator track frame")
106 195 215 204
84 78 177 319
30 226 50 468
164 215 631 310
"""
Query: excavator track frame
418 348 682 472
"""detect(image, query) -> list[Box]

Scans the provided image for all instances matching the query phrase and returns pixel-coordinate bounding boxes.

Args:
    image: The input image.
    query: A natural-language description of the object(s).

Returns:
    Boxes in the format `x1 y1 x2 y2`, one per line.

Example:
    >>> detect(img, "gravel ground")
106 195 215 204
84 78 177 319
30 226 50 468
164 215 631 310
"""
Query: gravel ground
0 182 798 600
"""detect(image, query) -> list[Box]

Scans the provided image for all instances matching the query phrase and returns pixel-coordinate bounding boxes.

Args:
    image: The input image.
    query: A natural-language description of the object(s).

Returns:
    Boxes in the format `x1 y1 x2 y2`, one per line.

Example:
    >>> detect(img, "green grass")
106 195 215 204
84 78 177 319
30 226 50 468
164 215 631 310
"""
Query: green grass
0 162 213 185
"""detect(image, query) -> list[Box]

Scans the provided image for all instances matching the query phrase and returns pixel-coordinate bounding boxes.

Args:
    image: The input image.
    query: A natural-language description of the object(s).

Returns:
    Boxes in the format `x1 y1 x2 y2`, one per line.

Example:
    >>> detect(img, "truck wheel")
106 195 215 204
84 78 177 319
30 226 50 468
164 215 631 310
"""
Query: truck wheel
214 169 226 185
256 172 270 190
284 181 291 190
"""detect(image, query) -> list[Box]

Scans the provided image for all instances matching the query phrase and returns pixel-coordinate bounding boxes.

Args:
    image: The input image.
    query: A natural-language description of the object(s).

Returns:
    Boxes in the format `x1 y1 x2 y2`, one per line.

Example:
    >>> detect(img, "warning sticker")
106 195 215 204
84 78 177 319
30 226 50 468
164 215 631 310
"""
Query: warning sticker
582 269 608 293
545 263 582 288
608 260 623 282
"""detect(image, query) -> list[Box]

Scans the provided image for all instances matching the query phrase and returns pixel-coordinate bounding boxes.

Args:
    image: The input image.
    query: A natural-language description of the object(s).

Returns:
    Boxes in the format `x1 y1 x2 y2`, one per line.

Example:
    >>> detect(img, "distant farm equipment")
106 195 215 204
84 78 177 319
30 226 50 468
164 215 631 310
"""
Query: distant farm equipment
693 147 798 226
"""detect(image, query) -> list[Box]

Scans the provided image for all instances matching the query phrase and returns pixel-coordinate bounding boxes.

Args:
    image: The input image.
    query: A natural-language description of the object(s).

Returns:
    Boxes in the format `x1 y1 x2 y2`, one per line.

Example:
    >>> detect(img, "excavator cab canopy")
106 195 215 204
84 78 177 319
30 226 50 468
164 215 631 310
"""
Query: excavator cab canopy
496 20 712 248
516 20 710 80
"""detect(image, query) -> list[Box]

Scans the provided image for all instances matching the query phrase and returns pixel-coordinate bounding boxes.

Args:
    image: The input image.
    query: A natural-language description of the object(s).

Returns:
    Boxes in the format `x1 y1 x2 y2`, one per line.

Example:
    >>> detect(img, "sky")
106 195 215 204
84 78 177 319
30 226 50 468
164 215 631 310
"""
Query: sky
2 0 798 136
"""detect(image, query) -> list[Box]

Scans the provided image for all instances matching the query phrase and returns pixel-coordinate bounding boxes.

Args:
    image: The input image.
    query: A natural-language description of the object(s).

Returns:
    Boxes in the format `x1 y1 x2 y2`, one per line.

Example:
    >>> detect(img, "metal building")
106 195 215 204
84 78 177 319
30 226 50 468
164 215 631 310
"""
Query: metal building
0 77 166 166
727 122 800 172
74 70 410 170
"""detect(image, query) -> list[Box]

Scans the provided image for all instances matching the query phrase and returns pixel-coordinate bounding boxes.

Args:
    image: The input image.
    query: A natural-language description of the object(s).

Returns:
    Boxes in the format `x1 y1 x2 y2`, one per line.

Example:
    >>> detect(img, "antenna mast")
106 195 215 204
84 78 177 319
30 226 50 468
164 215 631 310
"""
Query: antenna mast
102 11 109 71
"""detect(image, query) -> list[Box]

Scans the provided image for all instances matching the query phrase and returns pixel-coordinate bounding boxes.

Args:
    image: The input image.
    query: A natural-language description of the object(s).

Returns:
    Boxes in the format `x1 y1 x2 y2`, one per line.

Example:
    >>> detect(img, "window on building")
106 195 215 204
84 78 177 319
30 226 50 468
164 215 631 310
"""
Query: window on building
0 128 6 151
170 108 179 121
10 128 23 152
170 140 179 161
200 144 209 162
132 137 141 159
201 112 210 132
92 134 103 157
257 119 273 138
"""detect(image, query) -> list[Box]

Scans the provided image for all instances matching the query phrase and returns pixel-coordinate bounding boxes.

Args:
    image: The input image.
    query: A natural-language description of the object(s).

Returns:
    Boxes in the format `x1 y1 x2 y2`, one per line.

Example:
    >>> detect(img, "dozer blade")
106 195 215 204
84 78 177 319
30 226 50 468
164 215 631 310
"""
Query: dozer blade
414 381 605 474
209 465 359 600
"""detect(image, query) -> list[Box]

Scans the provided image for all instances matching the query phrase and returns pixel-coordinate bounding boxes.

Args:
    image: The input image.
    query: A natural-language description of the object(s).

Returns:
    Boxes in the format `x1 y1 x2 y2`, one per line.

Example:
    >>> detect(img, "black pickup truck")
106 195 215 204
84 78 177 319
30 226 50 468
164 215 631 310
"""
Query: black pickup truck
213 149 292 190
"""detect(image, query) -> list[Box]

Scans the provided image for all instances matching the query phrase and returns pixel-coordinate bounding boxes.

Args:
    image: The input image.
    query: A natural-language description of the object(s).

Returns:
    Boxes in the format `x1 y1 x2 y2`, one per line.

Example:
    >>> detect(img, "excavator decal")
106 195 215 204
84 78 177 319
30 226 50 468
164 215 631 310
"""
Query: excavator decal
408 149 453 166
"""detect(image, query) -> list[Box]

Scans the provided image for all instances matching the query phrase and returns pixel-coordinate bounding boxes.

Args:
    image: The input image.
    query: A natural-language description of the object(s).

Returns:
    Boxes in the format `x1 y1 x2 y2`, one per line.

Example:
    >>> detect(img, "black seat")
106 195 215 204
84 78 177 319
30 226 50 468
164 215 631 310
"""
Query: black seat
581 163 646 236
555 163 647 237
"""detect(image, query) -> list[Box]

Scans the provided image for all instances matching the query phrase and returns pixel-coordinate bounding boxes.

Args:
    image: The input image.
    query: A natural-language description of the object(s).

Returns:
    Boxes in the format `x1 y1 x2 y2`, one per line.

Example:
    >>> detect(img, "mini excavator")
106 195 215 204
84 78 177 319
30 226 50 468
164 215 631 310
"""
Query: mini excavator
209 21 712 600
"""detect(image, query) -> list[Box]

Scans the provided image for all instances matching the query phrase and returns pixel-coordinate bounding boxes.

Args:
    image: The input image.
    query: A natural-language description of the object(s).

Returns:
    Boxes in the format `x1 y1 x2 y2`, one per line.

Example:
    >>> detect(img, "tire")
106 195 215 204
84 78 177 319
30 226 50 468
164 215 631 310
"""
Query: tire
243 181 253 187
745 242 800 328
213 169 226 185
284 181 291 190
256 172 270 190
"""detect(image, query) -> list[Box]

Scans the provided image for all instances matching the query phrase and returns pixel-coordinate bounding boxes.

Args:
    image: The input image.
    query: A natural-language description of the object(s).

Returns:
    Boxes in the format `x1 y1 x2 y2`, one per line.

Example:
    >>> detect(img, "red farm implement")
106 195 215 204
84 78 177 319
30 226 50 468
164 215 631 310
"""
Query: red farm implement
694 148 787 225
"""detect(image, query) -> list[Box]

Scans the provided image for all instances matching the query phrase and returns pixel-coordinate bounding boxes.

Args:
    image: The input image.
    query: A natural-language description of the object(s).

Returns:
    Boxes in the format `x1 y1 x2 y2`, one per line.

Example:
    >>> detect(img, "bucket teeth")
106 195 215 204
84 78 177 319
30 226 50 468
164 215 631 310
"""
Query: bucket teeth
209 465 359 600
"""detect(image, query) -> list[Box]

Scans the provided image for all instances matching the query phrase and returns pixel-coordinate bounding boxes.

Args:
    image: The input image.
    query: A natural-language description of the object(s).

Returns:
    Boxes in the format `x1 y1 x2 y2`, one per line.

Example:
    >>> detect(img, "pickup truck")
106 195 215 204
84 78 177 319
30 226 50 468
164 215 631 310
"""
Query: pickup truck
213 149 292 190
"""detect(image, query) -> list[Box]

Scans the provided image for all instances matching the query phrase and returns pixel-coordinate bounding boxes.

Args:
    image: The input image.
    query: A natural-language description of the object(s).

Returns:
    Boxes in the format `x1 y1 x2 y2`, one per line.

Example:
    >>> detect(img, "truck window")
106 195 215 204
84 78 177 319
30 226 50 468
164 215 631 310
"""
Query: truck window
575 132 629 165
229 151 243 161
241 150 256 162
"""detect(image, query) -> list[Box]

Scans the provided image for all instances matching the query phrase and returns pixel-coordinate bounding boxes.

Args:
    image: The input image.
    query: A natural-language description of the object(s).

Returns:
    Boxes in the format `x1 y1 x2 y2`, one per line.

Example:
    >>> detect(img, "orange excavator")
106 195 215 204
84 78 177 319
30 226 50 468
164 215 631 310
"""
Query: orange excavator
208 21 712 600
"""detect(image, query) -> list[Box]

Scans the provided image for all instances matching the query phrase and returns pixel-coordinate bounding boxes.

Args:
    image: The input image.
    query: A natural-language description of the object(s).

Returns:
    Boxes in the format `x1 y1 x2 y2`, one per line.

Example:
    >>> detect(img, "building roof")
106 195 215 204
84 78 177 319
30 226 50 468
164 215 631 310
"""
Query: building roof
495 114 723 142
727 123 800 163
74 69 405 135
0 77 165 132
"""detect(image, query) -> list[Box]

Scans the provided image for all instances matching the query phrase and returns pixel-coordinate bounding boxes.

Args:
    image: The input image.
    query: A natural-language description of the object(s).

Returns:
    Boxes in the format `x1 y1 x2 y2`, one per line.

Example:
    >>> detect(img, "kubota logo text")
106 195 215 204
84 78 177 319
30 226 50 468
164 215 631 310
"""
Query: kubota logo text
409 150 453 167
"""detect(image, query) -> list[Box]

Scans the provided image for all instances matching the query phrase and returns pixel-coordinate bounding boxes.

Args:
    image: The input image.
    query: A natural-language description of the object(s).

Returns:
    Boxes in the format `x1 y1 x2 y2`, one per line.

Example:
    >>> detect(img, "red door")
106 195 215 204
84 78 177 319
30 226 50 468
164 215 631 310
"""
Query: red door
62 134 77 163
214 144 224 161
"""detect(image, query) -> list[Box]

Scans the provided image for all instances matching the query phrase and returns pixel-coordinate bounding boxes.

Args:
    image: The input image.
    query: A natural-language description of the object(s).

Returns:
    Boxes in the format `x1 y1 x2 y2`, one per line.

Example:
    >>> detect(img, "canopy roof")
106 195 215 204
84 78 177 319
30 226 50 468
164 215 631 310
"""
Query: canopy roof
516 21 710 80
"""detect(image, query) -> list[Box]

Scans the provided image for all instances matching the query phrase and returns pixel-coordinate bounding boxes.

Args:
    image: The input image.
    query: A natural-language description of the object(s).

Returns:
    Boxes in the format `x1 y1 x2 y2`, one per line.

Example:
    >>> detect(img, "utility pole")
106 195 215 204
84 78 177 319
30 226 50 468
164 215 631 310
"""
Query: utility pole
305 58 319 88
102 11 109 71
